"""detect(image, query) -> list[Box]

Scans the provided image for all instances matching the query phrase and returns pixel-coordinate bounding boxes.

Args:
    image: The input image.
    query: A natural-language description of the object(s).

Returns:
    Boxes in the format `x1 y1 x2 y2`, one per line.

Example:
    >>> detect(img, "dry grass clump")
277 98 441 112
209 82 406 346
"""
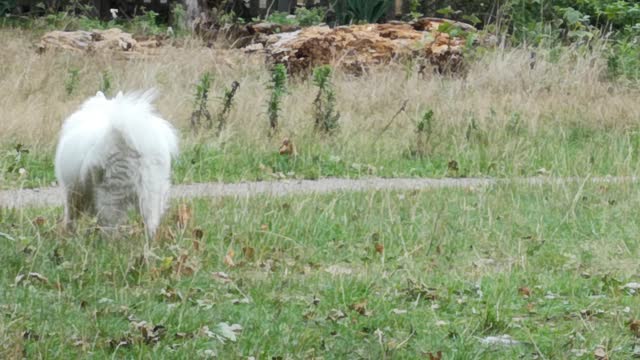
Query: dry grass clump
1 28 638 155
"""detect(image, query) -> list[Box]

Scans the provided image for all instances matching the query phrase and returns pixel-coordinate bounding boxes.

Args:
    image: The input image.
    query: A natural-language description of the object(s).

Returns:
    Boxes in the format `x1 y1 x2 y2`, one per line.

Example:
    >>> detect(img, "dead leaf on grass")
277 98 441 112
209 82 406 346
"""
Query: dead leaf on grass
351 300 372 317
427 351 443 360
176 203 192 228
622 282 640 294
201 323 242 343
594 345 608 360
279 138 297 156
242 246 255 260
630 319 640 337
479 335 522 346
326 309 347 322
518 287 532 297
374 243 384 254
15 272 50 286
325 265 353 276
32 216 46 226
212 271 232 283
223 249 235 267
231 298 251 305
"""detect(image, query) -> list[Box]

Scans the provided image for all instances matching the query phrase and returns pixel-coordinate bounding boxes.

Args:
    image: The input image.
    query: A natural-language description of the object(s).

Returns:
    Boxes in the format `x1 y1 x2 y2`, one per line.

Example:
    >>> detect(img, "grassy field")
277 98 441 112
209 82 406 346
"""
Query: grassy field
2 28 640 189
2 182 640 358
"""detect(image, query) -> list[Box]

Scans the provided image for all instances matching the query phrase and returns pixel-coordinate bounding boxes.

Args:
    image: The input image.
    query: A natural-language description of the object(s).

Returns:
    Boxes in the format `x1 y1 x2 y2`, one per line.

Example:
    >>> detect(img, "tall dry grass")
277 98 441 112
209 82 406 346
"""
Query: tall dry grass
1 28 639 157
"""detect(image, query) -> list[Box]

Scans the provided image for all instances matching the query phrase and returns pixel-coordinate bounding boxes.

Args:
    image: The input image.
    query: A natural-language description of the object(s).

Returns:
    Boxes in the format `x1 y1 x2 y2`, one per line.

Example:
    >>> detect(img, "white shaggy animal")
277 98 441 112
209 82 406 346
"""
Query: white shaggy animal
54 90 178 237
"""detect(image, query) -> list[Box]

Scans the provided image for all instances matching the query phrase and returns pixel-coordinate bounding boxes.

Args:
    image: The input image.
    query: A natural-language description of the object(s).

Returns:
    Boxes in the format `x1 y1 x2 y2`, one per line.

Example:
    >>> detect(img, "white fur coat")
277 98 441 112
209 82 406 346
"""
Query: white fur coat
54 90 179 237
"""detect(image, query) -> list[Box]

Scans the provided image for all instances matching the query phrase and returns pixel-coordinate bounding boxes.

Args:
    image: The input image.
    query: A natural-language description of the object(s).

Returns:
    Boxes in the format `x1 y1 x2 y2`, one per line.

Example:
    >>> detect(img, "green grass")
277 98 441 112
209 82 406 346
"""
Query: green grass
2 182 640 358
3 125 640 189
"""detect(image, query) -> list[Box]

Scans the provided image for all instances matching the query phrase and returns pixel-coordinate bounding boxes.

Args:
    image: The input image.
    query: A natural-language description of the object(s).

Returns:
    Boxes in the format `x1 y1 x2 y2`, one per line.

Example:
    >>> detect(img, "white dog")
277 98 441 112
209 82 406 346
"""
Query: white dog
54 90 179 237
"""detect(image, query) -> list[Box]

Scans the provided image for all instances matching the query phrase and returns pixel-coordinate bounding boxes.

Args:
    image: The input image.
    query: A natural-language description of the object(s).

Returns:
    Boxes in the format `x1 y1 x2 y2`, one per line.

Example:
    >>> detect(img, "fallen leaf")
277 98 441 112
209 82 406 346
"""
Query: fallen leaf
326 309 347 322
479 335 521 346
351 300 371 316
22 330 40 341
518 287 531 297
28 272 49 283
325 265 353 276
594 345 608 360
260 224 269 231
279 138 297 156
223 249 235 267
630 319 640 337
427 351 443 360
14 274 25 285
242 246 255 260
213 322 242 343
107 337 131 349
212 271 232 283
32 216 46 226
231 298 251 305
16 272 50 285
374 243 384 254
622 282 640 293
176 203 192 228
192 228 203 239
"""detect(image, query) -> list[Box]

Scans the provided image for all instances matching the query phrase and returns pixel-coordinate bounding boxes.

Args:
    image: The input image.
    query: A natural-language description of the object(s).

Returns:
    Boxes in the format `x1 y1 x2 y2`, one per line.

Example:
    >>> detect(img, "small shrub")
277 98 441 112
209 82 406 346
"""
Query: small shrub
191 72 213 130
312 65 340 133
170 3 187 35
131 10 163 36
296 7 325 27
414 109 434 156
265 11 297 26
99 70 112 95
216 81 240 134
267 64 288 134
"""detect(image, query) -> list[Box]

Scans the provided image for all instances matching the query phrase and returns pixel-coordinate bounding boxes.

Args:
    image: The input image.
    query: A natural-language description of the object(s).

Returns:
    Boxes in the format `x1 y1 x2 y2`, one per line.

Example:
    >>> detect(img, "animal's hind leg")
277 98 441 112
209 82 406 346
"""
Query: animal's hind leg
138 173 170 238
64 187 92 231
94 190 130 233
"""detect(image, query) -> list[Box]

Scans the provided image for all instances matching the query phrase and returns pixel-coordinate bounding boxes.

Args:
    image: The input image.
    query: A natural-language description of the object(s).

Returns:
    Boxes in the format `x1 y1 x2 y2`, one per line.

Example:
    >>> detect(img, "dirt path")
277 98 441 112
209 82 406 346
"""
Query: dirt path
1 176 637 209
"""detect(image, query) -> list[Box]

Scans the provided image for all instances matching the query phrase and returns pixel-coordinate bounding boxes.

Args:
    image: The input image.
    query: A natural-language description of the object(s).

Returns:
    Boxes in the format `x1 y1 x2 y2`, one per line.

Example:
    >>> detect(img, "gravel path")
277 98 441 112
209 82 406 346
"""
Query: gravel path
0 176 637 209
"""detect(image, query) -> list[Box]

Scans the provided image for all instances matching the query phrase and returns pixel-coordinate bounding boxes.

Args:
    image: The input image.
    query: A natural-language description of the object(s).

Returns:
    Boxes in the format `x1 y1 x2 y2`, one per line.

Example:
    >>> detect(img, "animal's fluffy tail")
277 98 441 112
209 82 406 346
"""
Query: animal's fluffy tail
55 90 179 188
108 90 179 160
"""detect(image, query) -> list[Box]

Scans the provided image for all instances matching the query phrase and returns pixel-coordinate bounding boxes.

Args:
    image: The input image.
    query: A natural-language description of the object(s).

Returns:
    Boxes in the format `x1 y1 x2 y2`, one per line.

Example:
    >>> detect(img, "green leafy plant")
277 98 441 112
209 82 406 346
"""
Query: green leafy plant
332 0 390 25
131 10 163 36
1 0 15 15
65 68 80 96
312 65 340 133
265 11 297 26
191 72 213 130
99 70 112 95
408 0 423 20
414 109 434 156
170 3 187 35
295 6 326 27
216 81 240 134
267 64 288 134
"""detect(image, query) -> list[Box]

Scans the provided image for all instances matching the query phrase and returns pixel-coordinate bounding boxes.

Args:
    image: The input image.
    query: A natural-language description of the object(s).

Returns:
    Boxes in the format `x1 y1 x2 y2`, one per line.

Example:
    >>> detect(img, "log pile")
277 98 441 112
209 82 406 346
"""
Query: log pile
38 28 162 58
251 18 473 74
